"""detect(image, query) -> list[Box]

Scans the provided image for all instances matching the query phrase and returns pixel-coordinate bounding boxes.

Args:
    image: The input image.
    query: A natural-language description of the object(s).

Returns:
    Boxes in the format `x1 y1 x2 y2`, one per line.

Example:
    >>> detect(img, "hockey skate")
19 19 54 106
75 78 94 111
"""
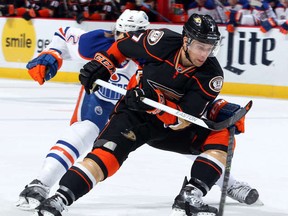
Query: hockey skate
32 194 67 216
227 181 259 205
170 178 218 216
16 179 50 210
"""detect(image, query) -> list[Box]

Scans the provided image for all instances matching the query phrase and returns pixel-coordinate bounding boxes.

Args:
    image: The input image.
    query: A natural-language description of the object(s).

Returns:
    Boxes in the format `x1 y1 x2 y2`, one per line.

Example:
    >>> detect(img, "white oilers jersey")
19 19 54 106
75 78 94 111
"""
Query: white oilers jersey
96 60 138 104
274 6 288 25
46 27 87 61
187 0 220 23
45 26 136 104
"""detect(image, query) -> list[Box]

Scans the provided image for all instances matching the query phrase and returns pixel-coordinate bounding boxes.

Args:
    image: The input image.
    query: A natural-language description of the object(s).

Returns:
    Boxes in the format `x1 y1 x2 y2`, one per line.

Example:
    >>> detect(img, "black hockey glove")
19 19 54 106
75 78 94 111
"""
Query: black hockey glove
79 51 117 94
125 88 165 115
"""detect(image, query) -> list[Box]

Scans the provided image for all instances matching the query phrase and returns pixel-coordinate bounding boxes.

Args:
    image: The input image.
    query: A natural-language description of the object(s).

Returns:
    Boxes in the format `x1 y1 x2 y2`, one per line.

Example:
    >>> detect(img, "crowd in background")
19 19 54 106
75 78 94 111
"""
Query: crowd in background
0 0 158 23
0 0 288 34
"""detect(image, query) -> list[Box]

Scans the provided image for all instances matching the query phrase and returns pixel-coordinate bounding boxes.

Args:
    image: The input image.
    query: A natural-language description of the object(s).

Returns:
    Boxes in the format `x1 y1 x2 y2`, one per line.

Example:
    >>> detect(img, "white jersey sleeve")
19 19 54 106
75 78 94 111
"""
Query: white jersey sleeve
47 27 87 61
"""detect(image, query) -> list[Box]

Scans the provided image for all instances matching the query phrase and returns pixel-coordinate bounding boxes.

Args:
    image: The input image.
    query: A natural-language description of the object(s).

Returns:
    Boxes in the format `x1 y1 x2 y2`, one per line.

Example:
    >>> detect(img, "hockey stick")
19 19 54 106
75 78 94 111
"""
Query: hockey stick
94 79 253 131
218 126 235 216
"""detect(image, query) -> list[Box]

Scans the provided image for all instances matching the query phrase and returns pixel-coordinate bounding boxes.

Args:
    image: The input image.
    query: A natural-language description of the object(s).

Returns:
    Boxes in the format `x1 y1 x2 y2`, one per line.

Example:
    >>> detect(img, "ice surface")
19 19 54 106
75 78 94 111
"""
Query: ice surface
0 79 287 216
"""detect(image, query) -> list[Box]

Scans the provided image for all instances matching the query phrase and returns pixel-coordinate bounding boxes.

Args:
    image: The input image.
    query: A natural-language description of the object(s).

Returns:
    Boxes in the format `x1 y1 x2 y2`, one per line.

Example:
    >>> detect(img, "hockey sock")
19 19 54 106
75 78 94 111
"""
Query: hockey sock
58 163 97 205
215 171 236 189
36 120 99 187
190 153 224 195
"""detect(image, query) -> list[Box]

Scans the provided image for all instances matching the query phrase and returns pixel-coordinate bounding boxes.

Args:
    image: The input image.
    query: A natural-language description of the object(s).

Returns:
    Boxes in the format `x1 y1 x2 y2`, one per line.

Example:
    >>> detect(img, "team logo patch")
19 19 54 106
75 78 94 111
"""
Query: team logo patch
194 16 202 26
147 30 164 46
94 106 103 115
209 76 223 92
121 129 136 141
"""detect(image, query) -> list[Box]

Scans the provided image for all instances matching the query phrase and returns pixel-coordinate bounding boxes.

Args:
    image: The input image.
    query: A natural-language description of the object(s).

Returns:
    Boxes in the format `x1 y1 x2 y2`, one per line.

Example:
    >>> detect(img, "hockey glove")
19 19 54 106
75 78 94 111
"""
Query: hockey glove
79 51 117 94
27 49 63 85
260 17 277 33
280 20 288 34
125 88 165 115
206 99 245 134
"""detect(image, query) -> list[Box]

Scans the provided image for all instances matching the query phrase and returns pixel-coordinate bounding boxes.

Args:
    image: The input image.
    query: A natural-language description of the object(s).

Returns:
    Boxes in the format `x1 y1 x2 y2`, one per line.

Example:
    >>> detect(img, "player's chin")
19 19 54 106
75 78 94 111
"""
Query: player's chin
194 60 205 67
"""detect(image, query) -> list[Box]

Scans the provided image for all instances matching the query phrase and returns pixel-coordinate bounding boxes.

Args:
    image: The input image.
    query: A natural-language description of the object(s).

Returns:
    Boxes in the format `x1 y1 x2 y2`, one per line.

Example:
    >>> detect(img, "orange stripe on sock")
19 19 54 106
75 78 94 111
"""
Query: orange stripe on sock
51 146 75 164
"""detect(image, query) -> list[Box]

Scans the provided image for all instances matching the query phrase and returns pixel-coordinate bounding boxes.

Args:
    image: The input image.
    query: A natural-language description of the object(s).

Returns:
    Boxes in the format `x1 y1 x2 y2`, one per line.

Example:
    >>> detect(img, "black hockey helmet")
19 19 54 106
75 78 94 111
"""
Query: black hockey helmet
183 13 220 46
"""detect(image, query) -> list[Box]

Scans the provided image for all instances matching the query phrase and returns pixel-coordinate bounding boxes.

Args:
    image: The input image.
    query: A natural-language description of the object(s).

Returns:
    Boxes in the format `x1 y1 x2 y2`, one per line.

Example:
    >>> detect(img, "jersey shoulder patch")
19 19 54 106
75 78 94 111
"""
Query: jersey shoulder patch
209 76 223 92
147 30 165 46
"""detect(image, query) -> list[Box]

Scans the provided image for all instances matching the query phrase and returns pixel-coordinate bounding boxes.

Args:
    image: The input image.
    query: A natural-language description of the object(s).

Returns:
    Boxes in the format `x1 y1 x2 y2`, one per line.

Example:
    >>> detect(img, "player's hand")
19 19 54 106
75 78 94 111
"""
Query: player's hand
79 51 116 94
26 49 63 85
260 17 277 33
207 99 245 134
125 88 165 114
280 20 288 34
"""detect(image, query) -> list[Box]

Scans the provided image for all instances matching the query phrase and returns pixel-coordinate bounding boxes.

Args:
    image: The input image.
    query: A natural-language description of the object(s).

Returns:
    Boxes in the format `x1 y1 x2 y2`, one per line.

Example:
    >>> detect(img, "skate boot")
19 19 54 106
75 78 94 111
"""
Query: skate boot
227 181 259 205
170 177 218 216
16 179 50 210
33 194 67 216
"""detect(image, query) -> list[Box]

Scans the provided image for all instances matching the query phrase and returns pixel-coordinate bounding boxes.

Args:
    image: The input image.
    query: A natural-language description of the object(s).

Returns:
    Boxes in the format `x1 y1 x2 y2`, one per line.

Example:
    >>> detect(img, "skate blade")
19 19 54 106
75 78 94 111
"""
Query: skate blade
169 208 186 216
170 208 217 216
251 198 264 206
32 210 56 216
15 197 41 211
195 213 217 216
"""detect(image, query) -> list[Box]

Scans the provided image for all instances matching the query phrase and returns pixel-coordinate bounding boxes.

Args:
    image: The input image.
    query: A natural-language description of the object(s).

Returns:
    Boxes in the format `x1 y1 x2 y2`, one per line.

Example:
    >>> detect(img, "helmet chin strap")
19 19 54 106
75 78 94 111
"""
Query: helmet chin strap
183 43 194 66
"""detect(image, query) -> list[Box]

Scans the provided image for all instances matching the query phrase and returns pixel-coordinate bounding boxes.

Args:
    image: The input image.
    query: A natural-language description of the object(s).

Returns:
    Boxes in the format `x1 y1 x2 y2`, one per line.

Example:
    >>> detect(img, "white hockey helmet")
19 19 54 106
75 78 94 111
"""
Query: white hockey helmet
115 9 150 33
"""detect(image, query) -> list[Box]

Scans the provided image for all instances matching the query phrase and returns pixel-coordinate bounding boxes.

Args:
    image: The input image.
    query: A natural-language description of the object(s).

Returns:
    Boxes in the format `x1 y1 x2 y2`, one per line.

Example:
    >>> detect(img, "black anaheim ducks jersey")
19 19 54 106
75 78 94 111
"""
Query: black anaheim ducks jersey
116 28 224 118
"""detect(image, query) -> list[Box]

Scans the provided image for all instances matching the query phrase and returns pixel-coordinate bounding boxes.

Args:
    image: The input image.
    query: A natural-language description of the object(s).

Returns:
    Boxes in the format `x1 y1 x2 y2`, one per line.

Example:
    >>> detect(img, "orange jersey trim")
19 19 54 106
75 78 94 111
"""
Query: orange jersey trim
202 129 236 151
192 76 217 98
156 100 179 125
70 86 85 125
107 42 126 65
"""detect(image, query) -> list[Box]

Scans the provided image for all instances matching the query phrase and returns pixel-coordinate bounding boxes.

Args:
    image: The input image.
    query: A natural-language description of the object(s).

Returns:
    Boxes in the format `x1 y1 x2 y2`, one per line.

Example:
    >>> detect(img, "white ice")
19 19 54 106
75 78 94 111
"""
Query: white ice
0 78 287 216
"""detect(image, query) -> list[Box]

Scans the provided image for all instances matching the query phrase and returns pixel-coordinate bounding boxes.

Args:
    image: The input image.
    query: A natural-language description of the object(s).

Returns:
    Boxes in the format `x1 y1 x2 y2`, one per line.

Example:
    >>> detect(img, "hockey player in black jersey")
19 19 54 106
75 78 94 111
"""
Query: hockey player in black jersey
33 14 251 216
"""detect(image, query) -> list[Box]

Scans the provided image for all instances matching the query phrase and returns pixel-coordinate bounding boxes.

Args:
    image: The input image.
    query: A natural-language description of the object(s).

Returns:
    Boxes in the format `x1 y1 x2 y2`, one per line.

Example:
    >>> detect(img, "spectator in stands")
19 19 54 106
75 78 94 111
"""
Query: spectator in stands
222 0 252 32
1 0 67 20
223 0 279 33
272 0 288 33
100 0 121 20
187 0 222 23
119 0 136 12
0 0 26 17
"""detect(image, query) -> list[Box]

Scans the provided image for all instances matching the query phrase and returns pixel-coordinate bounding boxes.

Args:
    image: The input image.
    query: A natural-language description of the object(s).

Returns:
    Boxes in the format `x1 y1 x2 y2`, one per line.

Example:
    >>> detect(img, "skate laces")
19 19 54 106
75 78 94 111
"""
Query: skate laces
20 179 50 199
28 180 50 192
227 181 251 202
44 194 68 212
184 186 206 207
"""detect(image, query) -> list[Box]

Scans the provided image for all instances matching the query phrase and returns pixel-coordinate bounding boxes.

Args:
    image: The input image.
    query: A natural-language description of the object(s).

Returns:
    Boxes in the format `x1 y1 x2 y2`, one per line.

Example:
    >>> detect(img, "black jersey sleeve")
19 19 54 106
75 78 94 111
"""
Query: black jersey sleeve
116 29 182 63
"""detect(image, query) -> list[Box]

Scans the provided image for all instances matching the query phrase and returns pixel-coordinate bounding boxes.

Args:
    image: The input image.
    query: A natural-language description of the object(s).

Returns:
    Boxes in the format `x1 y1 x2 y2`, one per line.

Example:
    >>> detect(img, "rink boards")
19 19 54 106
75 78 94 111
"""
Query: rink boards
0 17 287 99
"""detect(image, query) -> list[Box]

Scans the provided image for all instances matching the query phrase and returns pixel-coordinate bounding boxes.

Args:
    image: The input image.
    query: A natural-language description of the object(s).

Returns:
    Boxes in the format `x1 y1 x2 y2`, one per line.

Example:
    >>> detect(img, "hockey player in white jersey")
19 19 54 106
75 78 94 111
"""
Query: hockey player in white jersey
16 9 259 212
16 9 147 210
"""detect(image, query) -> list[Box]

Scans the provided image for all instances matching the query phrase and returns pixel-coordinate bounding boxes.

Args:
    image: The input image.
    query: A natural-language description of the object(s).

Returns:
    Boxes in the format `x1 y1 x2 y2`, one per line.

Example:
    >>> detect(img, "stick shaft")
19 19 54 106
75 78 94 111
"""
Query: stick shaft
218 126 235 215
95 79 209 128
